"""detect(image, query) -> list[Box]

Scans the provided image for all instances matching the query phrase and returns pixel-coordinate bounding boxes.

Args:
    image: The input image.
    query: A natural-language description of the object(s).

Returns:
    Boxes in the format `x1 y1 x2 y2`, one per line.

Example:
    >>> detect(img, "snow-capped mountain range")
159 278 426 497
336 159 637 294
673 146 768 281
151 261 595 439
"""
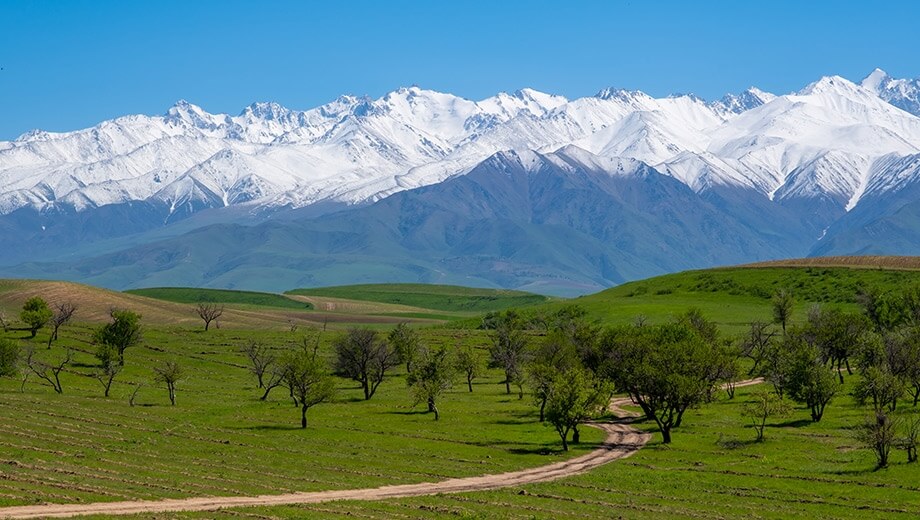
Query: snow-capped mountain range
3 69 920 294
4 69 919 220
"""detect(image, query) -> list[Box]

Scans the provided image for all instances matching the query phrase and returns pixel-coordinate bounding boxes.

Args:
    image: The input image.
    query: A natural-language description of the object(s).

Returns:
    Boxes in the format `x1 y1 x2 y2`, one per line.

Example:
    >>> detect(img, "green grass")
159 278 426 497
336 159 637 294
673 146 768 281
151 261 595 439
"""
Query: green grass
211 380 920 519
0 324 599 510
286 283 553 313
125 287 313 310
525 266 920 336
7 265 920 518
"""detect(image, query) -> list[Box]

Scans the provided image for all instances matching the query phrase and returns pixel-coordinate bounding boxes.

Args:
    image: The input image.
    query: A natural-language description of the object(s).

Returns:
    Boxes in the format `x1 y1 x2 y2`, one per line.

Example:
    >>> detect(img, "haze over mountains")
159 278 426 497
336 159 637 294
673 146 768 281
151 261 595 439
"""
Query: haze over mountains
3 69 920 296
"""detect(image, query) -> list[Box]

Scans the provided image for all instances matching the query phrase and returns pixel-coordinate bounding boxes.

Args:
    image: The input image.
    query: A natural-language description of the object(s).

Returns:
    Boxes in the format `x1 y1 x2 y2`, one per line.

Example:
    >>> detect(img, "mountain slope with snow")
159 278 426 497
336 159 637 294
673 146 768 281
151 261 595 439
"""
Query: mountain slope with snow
4 69 920 292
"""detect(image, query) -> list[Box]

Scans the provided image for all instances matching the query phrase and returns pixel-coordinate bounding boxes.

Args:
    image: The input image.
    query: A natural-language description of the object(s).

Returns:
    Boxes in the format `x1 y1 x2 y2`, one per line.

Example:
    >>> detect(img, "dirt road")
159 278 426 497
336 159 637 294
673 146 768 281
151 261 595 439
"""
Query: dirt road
0 379 761 519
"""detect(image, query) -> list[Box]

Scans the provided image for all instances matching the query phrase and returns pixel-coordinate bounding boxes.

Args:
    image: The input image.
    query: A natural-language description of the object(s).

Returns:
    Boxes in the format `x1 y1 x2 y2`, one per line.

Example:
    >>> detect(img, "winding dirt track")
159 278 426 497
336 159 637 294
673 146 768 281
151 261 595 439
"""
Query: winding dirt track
0 379 762 519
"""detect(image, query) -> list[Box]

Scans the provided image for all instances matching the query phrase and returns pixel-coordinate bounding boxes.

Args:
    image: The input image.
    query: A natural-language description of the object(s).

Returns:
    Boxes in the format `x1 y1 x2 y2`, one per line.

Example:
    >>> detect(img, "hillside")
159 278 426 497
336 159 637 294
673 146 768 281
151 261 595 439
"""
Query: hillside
287 283 552 313
125 287 313 310
546 262 920 334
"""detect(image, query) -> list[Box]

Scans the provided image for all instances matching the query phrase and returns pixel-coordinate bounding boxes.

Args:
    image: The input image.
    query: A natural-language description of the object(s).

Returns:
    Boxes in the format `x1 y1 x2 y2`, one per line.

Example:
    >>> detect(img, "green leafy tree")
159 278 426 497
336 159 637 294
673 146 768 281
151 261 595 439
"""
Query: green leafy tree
388 322 421 373
545 368 612 450
601 321 725 443
454 345 481 392
854 366 904 413
527 329 579 422
283 343 336 428
407 346 456 420
782 332 839 422
0 338 20 378
94 343 123 397
94 310 142 365
333 328 398 400
741 388 792 442
20 297 52 338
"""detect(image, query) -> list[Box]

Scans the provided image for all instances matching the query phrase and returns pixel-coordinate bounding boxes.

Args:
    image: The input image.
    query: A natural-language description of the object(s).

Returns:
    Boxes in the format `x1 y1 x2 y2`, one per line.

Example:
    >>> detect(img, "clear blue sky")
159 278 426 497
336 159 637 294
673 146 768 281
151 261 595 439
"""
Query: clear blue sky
1 0 917 140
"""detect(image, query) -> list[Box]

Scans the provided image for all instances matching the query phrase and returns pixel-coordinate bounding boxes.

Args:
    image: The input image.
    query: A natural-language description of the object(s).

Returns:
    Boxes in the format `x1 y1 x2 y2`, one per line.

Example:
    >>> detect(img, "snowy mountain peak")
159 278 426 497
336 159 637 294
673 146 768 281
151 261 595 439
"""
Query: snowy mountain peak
714 87 777 114
862 68 891 91
798 75 867 97
240 101 292 120
860 68 920 117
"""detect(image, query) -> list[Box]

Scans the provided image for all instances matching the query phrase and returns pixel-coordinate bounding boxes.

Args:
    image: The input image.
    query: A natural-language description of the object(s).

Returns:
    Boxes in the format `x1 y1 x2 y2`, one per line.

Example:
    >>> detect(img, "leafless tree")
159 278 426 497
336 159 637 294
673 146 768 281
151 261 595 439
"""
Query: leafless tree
242 340 275 388
196 303 224 331
25 347 71 394
47 302 77 348
153 360 183 405
333 328 398 400
129 383 143 407
858 412 899 469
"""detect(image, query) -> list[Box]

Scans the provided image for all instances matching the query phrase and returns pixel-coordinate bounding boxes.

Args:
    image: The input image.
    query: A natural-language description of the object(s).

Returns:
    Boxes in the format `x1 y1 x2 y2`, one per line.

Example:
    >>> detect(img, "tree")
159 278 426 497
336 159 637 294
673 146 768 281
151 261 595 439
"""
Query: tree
333 328 398 400
94 343 123 397
0 338 20 378
880 327 920 406
153 360 183 405
388 322 421 373
454 345 481 393
407 346 456 420
488 317 529 396
94 310 142 365
283 343 336 428
900 415 920 463
242 340 275 389
544 368 612 450
854 366 904 413
196 302 224 331
20 297 52 338
602 322 725 443
47 302 76 348
0 310 9 332
741 388 791 442
807 307 870 383
772 289 794 334
527 330 578 422
857 412 898 469
24 347 71 394
783 333 839 422
740 321 777 376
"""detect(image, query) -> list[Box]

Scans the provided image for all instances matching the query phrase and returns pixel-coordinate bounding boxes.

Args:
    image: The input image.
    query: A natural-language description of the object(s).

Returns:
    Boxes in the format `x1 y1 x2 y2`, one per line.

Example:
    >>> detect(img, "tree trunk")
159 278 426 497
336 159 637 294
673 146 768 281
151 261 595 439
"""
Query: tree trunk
505 380 510 394
837 359 844 384
845 358 852 375
539 398 546 423
432 404 440 421
427 396 435 413
168 384 176 406
467 376 473 393
572 425 580 444
661 426 672 444
301 405 308 428
204 321 210 331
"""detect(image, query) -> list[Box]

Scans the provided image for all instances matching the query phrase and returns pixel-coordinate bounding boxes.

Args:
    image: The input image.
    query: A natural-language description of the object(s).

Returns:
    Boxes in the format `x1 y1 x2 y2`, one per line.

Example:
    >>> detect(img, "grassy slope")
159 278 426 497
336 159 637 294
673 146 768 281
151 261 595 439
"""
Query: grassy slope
287 284 553 313
538 266 920 335
125 287 313 310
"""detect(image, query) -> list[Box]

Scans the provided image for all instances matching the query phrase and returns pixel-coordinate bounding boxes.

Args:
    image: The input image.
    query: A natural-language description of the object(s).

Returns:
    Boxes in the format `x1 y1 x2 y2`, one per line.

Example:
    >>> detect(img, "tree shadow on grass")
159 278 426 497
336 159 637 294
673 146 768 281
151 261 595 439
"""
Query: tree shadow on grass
234 424 304 431
386 409 431 416
507 446 558 456
774 418 814 428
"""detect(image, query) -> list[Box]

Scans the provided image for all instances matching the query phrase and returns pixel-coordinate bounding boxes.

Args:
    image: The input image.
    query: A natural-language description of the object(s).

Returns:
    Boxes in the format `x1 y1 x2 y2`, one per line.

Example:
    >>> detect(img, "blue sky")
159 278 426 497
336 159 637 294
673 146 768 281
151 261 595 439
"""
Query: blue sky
1 0 918 139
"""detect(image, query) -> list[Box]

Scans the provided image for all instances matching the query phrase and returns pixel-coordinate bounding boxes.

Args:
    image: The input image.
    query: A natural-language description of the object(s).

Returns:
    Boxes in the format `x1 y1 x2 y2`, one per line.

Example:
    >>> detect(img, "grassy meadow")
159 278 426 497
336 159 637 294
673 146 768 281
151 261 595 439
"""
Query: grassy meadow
4 262 920 518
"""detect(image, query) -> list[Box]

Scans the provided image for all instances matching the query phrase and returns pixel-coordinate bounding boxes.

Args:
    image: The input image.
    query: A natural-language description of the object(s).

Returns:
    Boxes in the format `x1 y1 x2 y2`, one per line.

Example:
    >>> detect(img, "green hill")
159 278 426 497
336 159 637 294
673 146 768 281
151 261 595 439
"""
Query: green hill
286 283 552 313
126 287 312 310
542 265 920 334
